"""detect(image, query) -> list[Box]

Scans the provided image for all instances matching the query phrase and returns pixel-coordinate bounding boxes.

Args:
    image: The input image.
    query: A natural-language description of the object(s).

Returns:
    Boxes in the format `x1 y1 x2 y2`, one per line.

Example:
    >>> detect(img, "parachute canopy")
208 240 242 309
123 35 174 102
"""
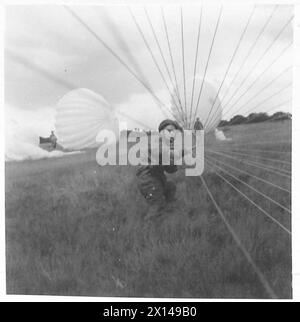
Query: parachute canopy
171 77 222 133
215 128 232 141
55 88 119 150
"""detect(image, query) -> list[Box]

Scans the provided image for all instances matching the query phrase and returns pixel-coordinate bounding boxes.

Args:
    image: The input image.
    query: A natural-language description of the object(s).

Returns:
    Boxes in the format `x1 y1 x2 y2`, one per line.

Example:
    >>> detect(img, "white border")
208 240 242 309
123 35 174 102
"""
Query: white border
292 2 300 302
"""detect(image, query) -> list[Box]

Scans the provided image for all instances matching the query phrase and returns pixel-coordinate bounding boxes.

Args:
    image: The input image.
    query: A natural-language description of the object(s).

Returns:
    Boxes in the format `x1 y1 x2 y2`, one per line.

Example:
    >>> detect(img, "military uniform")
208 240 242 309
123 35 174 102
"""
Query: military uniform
136 158 177 209
136 119 183 220
50 133 57 149
194 119 203 131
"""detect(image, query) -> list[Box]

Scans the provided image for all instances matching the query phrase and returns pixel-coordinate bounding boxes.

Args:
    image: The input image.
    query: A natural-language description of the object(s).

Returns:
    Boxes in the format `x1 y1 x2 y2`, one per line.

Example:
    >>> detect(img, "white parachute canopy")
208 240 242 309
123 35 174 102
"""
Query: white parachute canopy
171 77 222 132
55 88 119 150
5 106 82 161
215 128 232 141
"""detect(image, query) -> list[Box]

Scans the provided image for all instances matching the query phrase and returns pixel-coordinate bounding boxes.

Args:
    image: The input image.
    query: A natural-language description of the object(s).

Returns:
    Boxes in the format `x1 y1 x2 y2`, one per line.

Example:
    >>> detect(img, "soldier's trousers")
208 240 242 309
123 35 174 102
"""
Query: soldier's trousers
137 175 176 210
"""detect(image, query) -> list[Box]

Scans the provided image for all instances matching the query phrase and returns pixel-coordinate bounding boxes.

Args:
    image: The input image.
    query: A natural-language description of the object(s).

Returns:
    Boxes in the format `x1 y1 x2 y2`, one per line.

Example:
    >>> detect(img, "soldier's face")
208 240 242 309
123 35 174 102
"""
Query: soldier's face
160 125 177 146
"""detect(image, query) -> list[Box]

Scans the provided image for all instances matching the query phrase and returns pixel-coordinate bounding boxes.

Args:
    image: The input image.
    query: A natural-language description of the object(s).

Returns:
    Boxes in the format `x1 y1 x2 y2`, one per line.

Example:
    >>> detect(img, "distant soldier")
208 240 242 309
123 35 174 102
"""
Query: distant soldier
194 117 204 132
49 131 57 149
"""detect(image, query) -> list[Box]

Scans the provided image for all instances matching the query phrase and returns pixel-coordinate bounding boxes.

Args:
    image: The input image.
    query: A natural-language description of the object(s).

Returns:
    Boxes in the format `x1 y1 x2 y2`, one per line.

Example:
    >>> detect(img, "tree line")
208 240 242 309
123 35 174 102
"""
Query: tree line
219 111 292 127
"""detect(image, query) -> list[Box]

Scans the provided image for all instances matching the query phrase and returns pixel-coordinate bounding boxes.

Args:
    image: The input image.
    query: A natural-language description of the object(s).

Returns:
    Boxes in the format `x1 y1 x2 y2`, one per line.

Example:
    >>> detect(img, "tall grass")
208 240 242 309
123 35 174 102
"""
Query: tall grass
5 121 292 298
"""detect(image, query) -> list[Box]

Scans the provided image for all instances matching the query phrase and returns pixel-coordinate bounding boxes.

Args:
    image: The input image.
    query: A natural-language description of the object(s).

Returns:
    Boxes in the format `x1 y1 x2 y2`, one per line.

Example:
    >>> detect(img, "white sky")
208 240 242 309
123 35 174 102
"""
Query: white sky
5 3 293 127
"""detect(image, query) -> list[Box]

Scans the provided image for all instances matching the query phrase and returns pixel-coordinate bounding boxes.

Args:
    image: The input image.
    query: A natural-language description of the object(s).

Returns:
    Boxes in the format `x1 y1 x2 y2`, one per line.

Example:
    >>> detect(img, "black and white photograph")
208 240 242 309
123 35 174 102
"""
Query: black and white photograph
3 0 298 301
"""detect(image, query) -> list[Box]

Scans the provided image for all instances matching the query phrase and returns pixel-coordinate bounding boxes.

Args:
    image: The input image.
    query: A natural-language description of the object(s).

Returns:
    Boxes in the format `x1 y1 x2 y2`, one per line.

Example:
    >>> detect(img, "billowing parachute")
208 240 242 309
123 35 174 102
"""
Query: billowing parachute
55 88 119 150
170 77 222 133
215 128 232 141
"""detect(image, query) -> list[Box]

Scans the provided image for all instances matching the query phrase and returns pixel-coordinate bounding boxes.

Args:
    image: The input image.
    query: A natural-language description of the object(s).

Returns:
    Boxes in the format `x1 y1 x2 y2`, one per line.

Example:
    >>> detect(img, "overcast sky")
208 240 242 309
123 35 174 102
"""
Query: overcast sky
5 4 293 127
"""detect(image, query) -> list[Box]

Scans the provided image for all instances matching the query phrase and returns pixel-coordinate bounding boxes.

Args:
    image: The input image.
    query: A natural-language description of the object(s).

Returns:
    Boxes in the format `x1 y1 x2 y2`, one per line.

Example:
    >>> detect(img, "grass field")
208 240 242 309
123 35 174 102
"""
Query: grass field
5 120 292 298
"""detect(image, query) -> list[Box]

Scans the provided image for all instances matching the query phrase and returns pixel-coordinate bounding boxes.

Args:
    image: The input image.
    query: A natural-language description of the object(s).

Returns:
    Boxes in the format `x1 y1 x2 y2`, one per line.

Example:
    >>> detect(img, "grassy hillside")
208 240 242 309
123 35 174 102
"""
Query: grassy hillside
5 121 292 298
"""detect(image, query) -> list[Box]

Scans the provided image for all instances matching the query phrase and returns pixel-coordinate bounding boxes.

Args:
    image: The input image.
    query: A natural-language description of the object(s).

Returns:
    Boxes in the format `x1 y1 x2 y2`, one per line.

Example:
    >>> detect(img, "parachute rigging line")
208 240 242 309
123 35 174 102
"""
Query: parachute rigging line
200 175 278 299
161 7 184 118
192 6 223 127
207 7 290 128
205 154 291 193
220 41 292 121
188 5 203 128
221 15 294 111
6 51 156 132
127 7 184 125
212 6 278 112
203 5 257 128
100 9 152 90
243 99 292 124
205 160 291 235
207 149 291 178
208 149 291 176
181 7 188 127
214 139 291 147
211 150 291 166
6 49 76 90
224 69 292 122
211 144 292 155
144 8 186 124
206 156 291 212
217 82 291 127
64 6 171 119
231 85 292 125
